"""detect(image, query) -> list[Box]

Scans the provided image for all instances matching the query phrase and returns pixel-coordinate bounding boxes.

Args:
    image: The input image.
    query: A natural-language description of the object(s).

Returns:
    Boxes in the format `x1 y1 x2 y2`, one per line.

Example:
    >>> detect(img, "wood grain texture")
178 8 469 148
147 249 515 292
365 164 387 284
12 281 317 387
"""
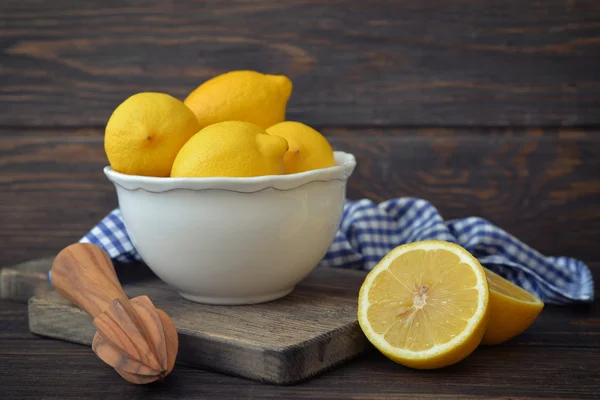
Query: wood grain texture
29 267 371 385
51 243 129 318
92 296 178 384
0 257 53 301
51 243 178 384
0 300 32 339
1 0 600 127
1 128 598 266
0 258 157 304
1 336 599 399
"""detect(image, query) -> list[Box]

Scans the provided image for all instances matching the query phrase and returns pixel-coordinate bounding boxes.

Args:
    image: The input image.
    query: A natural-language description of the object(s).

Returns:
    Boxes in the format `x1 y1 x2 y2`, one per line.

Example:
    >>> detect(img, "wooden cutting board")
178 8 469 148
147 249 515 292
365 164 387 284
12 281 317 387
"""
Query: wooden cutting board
16 258 371 385
1 257 54 302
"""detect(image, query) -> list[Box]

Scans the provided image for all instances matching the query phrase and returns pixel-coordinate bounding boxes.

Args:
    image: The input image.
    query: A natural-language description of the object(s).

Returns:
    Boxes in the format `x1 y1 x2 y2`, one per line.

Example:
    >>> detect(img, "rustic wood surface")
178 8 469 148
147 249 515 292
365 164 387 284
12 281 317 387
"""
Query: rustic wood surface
0 257 159 304
29 265 371 385
0 262 598 398
2 0 599 398
0 257 53 301
1 338 599 399
1 1 600 127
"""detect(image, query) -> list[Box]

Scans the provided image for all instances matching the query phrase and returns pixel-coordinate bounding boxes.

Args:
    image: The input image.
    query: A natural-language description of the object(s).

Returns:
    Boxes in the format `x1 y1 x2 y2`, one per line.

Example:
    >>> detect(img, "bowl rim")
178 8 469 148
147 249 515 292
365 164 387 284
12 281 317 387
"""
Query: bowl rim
104 151 356 193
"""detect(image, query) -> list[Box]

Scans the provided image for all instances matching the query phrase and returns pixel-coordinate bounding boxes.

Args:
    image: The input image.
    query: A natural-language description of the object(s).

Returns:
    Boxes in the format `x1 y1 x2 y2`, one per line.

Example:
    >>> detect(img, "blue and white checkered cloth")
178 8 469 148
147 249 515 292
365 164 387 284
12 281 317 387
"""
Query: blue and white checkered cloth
80 198 594 305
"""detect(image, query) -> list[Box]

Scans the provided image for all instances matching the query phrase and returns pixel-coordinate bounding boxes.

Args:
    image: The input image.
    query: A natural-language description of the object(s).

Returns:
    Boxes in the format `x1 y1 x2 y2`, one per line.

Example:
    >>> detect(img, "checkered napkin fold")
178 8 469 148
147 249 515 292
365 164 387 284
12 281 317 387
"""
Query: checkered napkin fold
80 197 594 305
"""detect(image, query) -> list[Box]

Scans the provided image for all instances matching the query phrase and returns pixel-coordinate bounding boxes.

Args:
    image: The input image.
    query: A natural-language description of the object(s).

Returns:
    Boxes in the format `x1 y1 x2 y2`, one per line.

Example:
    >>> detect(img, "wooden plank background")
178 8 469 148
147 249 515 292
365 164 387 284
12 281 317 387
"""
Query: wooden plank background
1 0 600 269
2 0 600 127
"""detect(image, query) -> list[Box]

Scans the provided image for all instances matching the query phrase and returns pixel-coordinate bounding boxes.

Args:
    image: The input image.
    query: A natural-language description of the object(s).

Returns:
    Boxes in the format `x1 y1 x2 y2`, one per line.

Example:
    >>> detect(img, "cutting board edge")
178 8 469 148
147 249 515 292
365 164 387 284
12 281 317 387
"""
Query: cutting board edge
263 321 372 384
1 257 54 302
28 294 281 381
28 295 95 346
27 291 371 385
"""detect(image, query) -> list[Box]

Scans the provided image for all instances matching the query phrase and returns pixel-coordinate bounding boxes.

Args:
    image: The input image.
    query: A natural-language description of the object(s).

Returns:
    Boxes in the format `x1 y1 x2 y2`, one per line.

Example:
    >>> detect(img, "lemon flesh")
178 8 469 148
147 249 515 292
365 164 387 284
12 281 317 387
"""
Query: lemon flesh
481 268 544 345
358 240 490 369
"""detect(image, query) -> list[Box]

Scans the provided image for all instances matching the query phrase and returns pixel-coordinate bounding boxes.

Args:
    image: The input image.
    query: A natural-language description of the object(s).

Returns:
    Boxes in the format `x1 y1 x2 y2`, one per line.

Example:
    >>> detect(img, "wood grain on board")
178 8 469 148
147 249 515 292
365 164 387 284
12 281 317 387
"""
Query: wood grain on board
28 267 371 384
7 265 600 397
0 257 53 302
1 0 600 127
1 128 598 267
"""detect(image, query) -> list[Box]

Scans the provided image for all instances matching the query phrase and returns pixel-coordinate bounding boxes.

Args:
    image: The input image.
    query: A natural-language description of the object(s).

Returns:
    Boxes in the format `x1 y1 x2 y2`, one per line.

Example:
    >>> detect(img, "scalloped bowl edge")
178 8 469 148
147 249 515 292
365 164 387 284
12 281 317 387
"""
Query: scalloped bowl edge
103 151 357 305
104 151 356 193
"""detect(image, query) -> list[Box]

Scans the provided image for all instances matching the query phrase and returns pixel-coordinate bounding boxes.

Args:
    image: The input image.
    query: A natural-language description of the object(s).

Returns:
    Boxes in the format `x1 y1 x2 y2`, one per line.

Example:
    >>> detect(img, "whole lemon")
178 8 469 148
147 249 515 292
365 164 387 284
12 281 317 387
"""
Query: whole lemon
184 70 292 129
105 92 200 177
171 121 289 178
266 121 336 174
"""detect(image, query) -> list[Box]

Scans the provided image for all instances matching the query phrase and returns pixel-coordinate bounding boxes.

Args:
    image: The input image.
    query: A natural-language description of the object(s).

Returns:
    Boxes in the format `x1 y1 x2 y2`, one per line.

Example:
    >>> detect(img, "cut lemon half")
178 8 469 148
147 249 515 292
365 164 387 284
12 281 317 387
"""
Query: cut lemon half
357 240 490 369
481 269 544 345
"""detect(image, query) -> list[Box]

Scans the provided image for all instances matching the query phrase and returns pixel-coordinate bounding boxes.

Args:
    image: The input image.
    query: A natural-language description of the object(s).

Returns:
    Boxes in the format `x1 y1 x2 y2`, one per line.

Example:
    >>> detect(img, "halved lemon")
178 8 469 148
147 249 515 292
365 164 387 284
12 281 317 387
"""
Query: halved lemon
357 240 490 369
481 269 544 345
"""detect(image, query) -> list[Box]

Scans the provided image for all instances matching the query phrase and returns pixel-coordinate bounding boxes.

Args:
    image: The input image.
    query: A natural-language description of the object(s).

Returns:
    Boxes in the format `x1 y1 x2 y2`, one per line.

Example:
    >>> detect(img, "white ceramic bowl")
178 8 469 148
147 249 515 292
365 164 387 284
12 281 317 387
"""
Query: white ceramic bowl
104 151 356 305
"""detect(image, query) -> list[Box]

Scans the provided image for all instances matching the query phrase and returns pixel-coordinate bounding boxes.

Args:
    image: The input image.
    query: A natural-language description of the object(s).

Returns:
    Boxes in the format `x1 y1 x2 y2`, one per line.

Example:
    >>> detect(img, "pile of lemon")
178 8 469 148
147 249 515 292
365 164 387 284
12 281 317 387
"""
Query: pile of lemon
104 70 545 371
358 240 544 369
104 70 336 178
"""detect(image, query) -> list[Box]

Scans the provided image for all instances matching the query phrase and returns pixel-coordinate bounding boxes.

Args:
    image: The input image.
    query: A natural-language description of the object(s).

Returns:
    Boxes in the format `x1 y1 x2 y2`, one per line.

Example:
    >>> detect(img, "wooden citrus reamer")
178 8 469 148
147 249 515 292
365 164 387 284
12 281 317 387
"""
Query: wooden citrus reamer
50 243 178 384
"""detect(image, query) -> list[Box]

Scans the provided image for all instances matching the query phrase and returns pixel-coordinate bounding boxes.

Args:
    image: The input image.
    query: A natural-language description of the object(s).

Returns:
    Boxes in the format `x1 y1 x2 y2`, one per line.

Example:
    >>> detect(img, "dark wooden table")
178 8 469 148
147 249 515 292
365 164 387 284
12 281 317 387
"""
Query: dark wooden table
1 274 599 399
1 1 600 398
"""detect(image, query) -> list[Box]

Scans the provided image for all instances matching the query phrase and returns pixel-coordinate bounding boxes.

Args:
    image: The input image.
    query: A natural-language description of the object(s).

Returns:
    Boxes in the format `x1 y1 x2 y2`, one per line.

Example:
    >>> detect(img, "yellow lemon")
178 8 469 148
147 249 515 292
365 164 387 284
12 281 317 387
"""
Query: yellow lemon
481 269 544 345
266 121 336 174
105 92 200 177
184 70 292 129
358 240 490 369
171 121 288 178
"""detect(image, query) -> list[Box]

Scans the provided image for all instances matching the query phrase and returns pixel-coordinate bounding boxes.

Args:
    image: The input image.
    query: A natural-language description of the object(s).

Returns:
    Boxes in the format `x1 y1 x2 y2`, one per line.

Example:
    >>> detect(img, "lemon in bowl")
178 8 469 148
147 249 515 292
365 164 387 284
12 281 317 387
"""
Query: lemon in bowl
267 121 337 174
102 69 354 304
171 121 289 178
104 114 355 304
184 70 292 129
104 92 200 177
104 150 355 305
